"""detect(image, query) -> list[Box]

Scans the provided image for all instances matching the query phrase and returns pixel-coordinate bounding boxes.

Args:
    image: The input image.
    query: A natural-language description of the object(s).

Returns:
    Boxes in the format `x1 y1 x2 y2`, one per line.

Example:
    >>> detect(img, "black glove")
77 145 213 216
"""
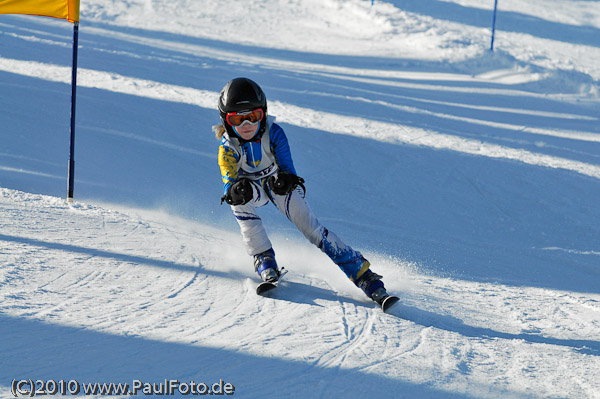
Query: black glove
267 173 305 196
222 179 253 205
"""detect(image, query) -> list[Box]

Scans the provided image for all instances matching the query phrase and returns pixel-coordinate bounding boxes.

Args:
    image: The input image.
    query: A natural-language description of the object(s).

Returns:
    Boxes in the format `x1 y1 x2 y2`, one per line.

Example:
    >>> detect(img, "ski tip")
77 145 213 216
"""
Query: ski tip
381 295 400 313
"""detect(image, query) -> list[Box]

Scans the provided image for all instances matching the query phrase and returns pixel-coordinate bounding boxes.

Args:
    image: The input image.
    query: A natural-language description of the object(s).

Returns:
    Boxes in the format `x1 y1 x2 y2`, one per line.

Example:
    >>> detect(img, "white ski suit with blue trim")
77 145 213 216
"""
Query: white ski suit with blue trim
218 117 371 282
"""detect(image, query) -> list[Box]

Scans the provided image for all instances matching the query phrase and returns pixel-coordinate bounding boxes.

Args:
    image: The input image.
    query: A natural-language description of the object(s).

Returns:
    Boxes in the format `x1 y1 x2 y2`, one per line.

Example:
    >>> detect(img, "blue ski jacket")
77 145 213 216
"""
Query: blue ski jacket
218 117 296 195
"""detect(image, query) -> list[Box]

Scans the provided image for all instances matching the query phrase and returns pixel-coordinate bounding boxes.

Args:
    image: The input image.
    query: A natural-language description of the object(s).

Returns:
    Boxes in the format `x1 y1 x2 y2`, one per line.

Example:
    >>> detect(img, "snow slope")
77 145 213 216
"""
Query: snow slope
1 0 600 397
1 188 599 398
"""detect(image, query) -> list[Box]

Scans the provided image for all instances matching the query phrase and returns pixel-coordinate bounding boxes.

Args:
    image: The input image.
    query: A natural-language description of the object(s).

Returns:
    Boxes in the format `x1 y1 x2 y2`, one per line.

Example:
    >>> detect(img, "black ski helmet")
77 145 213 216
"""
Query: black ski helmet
218 77 268 141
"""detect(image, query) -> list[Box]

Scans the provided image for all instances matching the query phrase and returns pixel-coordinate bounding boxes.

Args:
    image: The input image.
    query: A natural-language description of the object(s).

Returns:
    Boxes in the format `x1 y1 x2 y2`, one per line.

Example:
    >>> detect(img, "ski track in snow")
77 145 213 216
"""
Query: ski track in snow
1 189 599 398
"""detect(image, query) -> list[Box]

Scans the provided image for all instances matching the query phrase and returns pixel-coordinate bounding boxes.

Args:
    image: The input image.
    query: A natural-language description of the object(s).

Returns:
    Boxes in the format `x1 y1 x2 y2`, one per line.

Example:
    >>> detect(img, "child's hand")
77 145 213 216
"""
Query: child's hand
222 179 253 205
268 173 305 196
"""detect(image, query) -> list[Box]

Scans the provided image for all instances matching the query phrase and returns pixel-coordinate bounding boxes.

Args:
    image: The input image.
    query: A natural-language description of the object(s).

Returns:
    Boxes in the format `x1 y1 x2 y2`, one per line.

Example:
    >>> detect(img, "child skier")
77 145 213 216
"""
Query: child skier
214 77 394 307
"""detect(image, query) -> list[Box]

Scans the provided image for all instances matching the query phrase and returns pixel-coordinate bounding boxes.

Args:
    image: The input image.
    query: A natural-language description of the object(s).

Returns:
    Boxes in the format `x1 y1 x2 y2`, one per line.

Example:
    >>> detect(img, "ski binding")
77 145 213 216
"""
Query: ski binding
256 267 287 295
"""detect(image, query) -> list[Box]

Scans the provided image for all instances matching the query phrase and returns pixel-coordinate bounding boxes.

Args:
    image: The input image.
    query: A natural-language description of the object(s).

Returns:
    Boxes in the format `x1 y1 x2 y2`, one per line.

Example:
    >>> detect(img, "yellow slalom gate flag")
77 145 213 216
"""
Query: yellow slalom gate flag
0 0 79 23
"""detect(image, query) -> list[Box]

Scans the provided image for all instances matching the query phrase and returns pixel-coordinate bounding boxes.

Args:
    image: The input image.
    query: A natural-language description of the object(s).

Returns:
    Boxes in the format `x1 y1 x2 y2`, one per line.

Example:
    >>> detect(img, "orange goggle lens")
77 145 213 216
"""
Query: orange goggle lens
226 109 264 127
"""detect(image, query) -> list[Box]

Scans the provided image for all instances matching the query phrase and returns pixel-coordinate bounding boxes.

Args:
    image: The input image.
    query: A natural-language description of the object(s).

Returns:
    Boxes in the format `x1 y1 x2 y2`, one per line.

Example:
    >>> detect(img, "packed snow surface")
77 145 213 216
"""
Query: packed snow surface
1 0 599 398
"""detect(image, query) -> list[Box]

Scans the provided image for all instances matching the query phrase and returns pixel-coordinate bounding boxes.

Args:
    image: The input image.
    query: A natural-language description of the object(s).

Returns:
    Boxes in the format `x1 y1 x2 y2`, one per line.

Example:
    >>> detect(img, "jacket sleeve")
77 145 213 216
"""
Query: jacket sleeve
270 123 297 175
218 138 240 194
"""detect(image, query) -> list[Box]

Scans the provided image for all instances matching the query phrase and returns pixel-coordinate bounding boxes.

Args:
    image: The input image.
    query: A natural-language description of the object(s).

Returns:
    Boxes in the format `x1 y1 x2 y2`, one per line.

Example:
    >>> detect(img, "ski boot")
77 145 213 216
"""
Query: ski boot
355 269 399 311
254 248 280 283
355 269 386 303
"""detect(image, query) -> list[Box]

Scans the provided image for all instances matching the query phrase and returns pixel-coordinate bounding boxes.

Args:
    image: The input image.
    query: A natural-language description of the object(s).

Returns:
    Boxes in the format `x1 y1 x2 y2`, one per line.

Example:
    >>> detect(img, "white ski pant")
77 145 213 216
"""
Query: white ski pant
230 181 369 281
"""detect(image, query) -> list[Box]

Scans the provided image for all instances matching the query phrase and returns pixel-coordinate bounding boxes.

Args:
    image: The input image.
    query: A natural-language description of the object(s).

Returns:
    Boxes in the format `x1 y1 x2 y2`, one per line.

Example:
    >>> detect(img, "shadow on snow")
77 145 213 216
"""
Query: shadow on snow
1 16 599 295
388 0 600 48
0 313 468 399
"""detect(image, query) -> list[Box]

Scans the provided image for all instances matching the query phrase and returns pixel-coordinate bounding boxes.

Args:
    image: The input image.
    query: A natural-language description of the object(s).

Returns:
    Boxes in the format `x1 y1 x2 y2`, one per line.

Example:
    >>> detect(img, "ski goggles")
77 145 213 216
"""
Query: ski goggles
225 108 264 127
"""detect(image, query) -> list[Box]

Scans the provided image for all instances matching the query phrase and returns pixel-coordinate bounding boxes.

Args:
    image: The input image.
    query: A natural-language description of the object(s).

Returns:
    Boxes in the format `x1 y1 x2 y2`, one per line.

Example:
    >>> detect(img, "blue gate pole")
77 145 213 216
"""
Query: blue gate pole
67 21 79 202
490 0 498 51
